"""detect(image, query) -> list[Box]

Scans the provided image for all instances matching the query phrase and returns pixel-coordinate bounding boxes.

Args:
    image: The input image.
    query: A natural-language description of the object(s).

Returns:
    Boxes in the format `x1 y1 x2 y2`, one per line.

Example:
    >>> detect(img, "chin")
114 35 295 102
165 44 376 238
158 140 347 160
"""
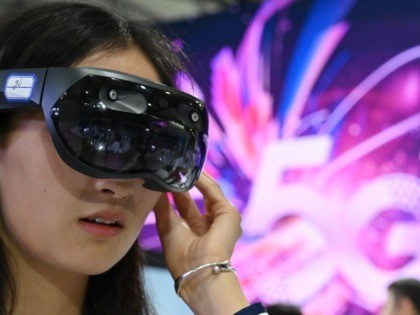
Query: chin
88 258 124 275
86 265 115 276
69 254 125 276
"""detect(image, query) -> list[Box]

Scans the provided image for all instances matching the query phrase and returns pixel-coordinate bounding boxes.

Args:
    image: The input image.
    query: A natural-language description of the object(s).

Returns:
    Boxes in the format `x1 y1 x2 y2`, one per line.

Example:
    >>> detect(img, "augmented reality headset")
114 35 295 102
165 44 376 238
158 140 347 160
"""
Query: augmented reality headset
0 67 208 192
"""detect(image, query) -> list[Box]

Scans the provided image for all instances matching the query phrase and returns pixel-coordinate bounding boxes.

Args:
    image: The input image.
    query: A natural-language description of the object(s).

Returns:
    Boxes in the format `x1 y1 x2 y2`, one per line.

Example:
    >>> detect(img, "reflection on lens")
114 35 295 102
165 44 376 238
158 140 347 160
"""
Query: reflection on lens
81 126 132 154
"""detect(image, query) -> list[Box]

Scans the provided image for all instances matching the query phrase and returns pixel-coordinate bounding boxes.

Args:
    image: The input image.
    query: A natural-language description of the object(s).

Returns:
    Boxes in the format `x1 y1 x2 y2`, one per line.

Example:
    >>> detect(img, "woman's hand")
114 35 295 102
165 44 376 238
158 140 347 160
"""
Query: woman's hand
153 172 249 315
154 172 241 276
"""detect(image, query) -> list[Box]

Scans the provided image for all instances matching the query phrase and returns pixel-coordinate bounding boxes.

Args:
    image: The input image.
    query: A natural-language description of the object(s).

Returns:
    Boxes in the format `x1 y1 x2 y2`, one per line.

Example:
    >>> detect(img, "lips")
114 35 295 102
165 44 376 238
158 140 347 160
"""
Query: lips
80 217 123 227
79 210 125 238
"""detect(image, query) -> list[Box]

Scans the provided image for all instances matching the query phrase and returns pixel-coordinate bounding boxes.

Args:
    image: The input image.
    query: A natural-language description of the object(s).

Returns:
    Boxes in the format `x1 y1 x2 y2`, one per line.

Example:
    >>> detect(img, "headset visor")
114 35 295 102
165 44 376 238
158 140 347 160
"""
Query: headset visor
0 67 208 192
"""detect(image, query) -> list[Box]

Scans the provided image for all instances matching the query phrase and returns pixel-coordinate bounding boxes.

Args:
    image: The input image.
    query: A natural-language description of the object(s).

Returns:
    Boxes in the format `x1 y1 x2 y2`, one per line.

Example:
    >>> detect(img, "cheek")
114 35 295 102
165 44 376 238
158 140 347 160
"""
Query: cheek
132 191 162 227
0 143 73 239
0 165 53 244
0 193 69 273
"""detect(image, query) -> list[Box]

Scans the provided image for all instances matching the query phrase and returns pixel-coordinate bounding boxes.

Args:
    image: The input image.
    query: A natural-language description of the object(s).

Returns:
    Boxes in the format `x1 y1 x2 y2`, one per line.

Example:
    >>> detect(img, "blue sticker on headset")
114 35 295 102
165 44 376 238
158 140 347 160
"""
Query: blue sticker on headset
5 74 37 101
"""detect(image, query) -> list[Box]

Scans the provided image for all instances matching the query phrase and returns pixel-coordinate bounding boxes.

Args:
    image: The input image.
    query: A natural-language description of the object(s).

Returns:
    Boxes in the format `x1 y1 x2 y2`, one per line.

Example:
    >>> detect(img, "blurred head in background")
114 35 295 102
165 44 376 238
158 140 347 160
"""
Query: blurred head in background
381 278 420 315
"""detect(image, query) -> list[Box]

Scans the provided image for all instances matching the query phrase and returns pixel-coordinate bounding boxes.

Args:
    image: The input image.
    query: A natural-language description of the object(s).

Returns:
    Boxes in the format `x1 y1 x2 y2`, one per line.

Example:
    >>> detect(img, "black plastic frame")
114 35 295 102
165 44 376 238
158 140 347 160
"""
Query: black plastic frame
0 67 208 192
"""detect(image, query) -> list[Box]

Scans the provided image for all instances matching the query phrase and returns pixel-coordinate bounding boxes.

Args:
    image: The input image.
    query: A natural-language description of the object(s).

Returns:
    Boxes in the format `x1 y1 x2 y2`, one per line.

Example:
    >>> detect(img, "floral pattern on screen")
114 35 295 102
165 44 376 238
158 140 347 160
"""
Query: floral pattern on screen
142 0 420 314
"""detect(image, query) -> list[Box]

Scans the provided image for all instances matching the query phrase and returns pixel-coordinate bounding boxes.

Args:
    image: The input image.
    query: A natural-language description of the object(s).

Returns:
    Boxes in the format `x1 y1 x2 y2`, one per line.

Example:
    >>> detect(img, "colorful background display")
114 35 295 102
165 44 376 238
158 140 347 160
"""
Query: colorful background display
141 0 420 314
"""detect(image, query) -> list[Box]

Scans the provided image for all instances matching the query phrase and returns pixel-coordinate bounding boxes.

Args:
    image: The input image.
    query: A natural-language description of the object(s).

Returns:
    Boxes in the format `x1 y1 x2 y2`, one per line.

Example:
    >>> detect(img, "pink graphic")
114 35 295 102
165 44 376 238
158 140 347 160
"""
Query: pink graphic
202 0 420 314
141 1 420 314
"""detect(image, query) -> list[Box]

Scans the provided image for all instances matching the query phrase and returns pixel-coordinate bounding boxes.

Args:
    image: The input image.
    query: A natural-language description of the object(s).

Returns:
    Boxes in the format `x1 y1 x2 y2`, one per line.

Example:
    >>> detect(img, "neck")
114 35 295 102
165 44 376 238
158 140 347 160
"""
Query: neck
10 255 88 315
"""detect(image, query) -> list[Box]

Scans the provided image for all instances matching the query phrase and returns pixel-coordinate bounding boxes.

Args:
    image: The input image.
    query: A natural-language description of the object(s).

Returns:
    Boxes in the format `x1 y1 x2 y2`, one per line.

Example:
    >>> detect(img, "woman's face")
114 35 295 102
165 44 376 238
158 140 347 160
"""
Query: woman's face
0 47 162 275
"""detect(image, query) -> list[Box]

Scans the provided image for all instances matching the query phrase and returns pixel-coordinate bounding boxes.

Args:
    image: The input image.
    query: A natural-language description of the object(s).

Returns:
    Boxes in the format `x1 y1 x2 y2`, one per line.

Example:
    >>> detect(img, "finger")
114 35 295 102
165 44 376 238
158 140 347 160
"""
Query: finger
196 173 242 230
196 173 225 201
195 172 231 211
153 193 180 235
172 191 202 221
172 191 210 235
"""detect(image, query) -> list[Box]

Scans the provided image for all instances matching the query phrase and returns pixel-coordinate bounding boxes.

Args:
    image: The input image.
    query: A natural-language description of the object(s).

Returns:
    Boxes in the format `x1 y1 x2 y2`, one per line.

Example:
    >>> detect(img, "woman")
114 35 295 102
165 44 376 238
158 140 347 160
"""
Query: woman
0 2 267 315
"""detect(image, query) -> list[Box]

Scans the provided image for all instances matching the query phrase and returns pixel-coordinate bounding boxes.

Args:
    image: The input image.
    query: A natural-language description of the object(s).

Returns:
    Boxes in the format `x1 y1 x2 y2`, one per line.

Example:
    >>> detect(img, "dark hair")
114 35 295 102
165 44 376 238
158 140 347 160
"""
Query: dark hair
266 303 302 315
388 278 420 314
0 1 188 314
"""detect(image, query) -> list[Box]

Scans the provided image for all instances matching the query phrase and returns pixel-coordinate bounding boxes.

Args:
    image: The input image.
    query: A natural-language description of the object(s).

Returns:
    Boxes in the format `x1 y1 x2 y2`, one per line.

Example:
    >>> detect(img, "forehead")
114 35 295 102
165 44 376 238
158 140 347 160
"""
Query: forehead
74 46 161 83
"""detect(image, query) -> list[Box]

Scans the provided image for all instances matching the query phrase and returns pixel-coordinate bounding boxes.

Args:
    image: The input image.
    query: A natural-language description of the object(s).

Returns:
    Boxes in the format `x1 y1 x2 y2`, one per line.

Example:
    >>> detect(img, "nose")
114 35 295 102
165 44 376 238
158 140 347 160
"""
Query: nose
93 178 137 200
